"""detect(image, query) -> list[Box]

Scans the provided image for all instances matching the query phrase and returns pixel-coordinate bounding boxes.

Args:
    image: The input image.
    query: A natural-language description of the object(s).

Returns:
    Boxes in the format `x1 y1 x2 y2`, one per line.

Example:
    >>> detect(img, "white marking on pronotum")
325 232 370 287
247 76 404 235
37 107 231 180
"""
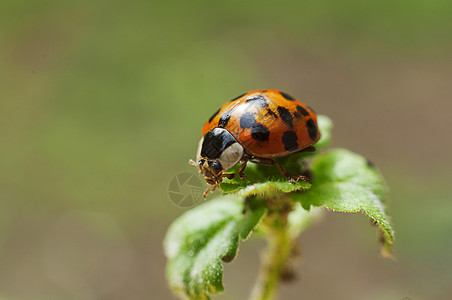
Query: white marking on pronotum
218 142 243 171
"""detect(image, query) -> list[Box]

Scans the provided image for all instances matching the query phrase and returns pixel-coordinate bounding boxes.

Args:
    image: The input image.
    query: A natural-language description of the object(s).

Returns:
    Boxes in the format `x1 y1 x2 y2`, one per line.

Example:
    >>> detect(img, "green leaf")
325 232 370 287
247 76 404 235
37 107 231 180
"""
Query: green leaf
164 196 266 299
315 115 333 150
220 169 311 198
292 148 394 256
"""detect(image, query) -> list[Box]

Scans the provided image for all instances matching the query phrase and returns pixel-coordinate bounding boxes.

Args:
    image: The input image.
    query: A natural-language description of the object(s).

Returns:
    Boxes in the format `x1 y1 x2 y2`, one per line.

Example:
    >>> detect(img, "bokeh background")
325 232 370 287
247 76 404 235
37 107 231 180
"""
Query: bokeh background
1 1 451 299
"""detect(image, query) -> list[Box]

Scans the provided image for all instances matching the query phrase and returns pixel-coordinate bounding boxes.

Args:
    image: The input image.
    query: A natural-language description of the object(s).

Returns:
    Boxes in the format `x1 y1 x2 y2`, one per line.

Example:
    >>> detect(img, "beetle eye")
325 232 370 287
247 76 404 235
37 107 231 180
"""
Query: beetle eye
209 161 223 174
198 159 205 168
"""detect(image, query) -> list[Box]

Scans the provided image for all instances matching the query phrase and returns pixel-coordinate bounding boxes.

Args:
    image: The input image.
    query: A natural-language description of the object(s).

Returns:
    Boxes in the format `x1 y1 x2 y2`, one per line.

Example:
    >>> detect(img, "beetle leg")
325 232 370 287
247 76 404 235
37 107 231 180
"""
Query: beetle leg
212 182 222 193
238 157 249 179
250 157 310 183
222 173 236 179
274 161 310 183
203 181 223 198
203 186 212 198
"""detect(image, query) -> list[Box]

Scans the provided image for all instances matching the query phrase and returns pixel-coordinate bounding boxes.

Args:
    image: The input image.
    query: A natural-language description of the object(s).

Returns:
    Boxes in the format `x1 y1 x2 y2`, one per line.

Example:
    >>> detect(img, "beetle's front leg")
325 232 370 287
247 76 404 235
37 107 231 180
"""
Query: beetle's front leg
221 173 235 180
238 158 249 179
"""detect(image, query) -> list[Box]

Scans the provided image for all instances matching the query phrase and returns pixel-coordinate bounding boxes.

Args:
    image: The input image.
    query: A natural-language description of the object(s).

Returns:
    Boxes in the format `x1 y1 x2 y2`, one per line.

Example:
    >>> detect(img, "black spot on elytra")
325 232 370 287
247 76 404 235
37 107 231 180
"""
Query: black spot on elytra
251 124 270 141
277 106 294 128
230 93 246 102
240 112 256 128
282 131 298 151
280 91 295 101
218 112 231 127
208 108 220 123
296 105 310 116
266 108 278 118
245 95 268 107
306 119 318 140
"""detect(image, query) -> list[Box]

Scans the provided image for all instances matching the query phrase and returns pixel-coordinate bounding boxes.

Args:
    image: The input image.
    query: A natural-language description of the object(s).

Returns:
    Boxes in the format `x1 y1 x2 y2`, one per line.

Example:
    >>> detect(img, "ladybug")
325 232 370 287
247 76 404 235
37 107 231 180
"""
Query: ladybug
190 89 320 196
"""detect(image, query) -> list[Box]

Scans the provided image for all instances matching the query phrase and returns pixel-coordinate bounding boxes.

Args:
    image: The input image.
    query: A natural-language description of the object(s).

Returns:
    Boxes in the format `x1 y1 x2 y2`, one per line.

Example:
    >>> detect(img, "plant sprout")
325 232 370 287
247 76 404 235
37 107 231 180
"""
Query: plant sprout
164 115 394 300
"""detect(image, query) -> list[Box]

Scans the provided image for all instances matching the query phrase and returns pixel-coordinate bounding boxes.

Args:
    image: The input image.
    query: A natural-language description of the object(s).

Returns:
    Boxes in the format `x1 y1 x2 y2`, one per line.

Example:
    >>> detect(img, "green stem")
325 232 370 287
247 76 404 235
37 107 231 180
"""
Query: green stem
249 210 294 300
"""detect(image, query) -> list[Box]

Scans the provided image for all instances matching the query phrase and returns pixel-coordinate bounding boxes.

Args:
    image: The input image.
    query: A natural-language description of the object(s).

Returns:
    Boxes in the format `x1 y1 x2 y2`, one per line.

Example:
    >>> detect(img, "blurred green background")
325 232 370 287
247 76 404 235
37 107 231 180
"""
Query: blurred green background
1 1 451 299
